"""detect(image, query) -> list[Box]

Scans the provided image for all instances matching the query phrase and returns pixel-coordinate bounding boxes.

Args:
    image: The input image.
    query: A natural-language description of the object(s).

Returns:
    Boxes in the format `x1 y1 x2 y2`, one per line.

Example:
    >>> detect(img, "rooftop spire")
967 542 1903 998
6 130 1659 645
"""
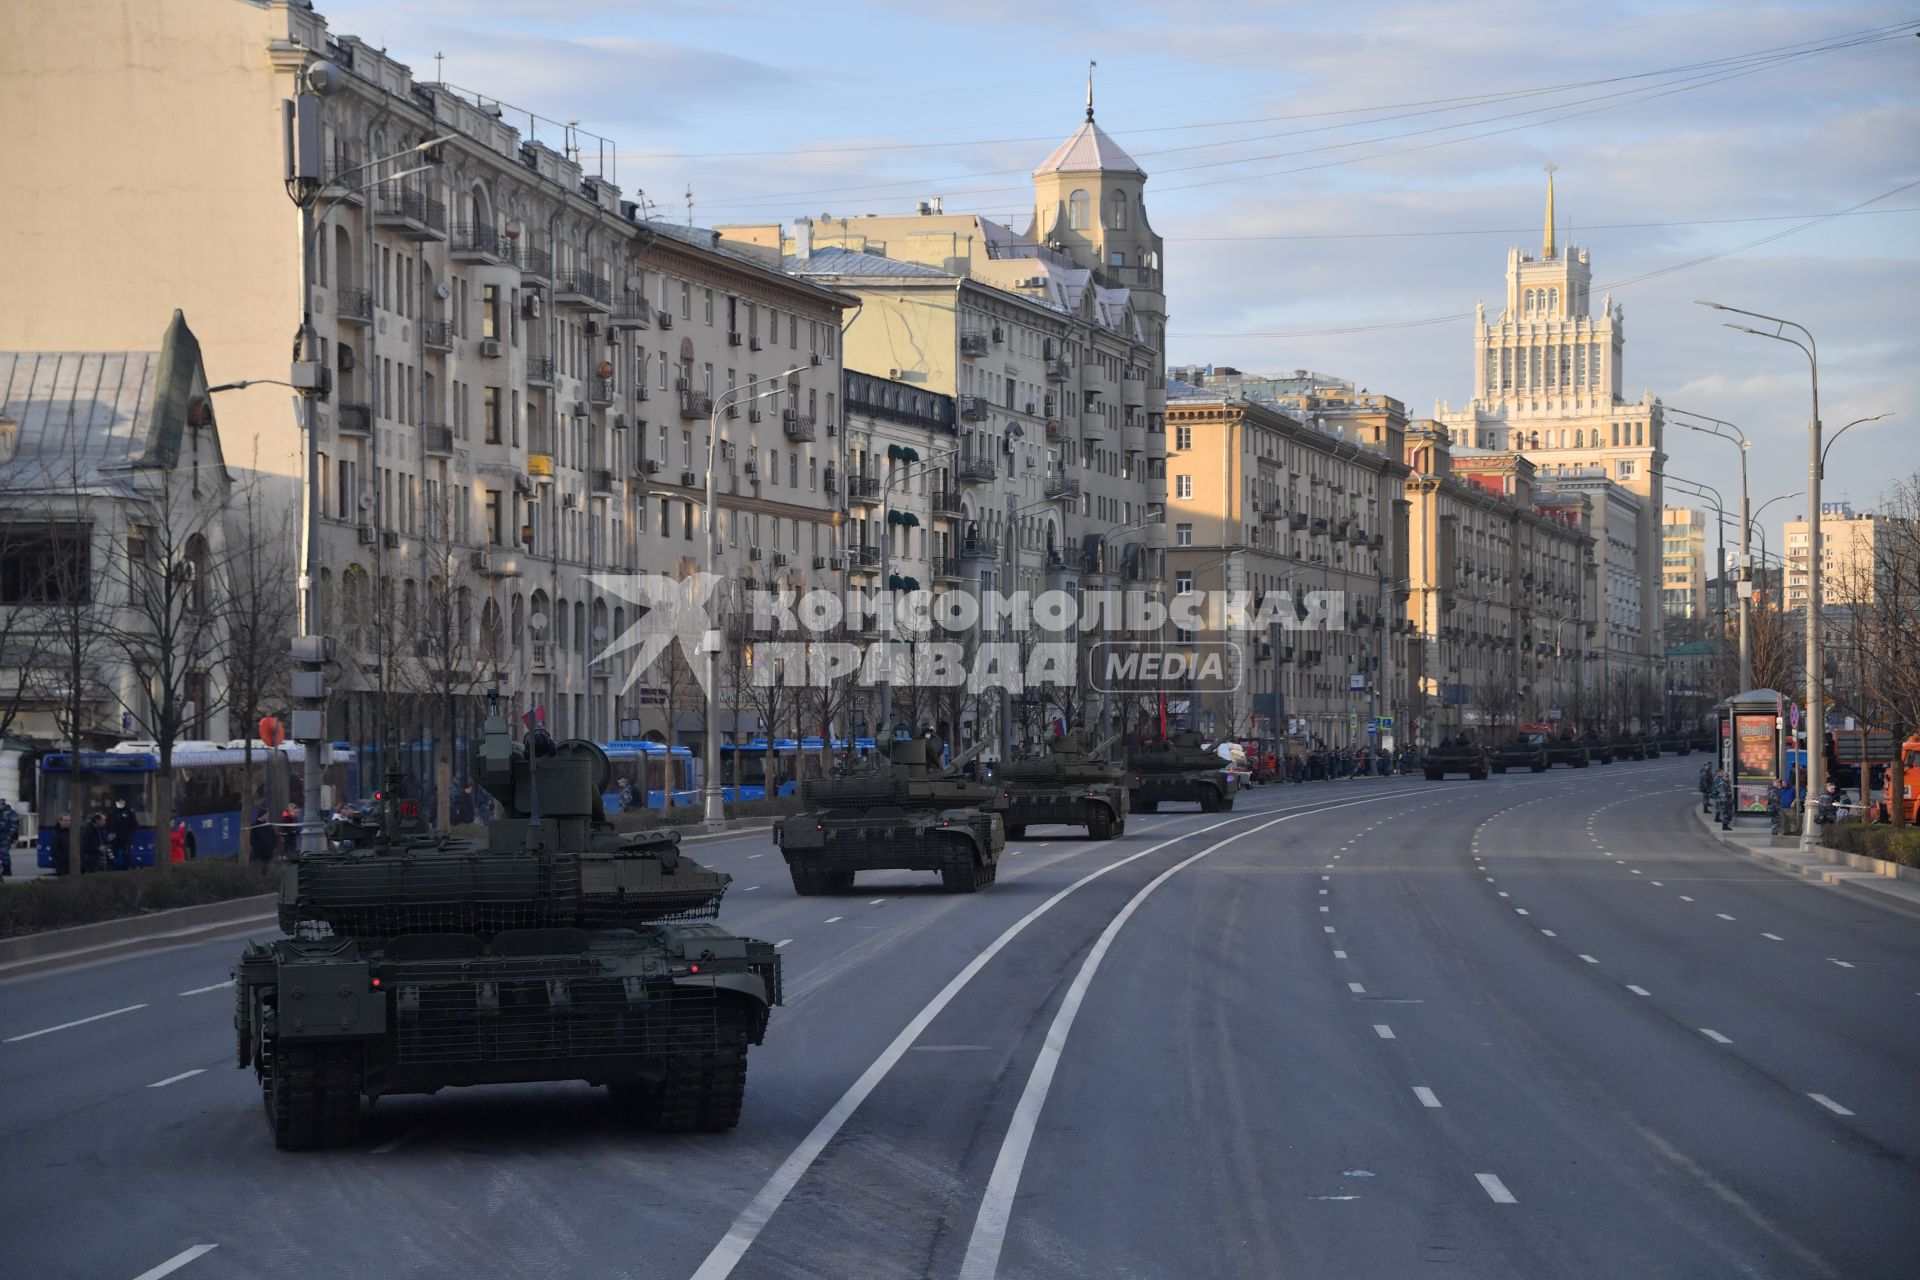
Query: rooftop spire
1086 59 1097 121
1543 163 1558 259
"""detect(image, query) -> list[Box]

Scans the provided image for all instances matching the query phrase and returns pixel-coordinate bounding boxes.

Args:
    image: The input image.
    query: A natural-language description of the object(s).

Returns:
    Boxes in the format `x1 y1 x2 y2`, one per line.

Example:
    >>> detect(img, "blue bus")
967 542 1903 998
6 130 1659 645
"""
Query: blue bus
601 741 699 810
36 745 296 867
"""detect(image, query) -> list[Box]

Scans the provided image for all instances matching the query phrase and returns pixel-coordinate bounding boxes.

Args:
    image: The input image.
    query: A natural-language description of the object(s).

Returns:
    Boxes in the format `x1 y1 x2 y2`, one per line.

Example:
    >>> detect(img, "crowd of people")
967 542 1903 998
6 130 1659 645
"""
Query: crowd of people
1698 761 1899 834
1255 743 1417 784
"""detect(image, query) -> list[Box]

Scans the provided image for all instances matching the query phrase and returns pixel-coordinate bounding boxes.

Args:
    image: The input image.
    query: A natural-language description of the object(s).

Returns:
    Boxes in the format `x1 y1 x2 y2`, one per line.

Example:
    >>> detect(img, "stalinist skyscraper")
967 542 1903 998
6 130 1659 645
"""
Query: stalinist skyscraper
1438 172 1666 685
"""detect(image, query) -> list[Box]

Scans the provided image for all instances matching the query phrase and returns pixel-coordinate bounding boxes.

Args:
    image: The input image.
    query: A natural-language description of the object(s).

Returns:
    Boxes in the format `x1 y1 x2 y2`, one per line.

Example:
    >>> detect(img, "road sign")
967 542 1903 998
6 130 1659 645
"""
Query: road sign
1833 728 1896 764
1789 703 1801 729
1377 716 1394 728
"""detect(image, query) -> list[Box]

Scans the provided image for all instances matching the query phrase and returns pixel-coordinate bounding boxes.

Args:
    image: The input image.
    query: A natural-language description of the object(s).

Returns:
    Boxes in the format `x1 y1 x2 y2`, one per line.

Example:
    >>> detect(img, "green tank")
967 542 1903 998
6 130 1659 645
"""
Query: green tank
1422 737 1490 780
233 706 781 1150
1610 734 1649 761
774 737 1005 894
1544 733 1592 768
1126 730 1236 813
1489 738 1548 773
1578 730 1615 764
997 730 1129 840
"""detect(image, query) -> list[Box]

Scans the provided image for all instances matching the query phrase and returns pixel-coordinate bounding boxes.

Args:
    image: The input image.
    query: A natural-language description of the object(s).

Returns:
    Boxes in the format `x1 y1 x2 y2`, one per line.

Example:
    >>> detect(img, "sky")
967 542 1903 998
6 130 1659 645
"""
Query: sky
321 0 1920 553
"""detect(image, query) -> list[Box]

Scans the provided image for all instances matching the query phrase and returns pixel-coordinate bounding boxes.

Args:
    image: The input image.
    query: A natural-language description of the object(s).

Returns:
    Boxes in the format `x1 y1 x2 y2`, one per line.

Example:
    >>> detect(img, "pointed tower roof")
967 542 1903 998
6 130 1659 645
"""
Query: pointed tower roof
1033 119 1144 178
1542 164 1558 259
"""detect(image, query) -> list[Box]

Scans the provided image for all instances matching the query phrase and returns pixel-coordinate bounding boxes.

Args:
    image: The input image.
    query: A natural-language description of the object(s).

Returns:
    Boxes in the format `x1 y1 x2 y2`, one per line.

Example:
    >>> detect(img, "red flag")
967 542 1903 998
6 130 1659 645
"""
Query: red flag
1158 691 1167 739
522 706 546 729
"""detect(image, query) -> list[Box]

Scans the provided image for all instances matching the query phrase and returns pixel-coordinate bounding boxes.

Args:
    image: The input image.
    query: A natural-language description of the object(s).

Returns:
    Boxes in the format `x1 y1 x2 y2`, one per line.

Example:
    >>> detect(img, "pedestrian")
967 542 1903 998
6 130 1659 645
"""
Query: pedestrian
1698 762 1714 811
51 813 73 875
616 776 640 812
105 797 139 869
0 797 18 879
83 813 110 872
449 784 474 827
248 808 277 866
168 818 189 864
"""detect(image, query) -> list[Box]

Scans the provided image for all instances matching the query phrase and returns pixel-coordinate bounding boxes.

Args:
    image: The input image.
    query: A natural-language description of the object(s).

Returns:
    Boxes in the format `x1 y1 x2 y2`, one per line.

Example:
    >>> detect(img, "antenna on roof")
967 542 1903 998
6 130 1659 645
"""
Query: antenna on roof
1086 59 1097 122
685 184 694 228
433 50 444 86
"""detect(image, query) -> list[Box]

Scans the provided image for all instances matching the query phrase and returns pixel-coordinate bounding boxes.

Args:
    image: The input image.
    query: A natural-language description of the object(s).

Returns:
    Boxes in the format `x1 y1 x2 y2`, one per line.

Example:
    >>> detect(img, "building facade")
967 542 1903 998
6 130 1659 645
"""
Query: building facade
1662 506 1709 630
1435 177 1665 681
1784 503 1913 609
1162 388 1410 751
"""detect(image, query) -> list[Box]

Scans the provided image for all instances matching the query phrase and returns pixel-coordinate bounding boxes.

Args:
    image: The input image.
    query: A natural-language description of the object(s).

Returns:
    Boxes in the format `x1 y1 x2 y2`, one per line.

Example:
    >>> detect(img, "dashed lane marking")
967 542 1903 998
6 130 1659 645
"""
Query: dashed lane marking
1540 929 1557 937
1680 896 1696 902
1476 1173 1518 1204
1763 933 1783 942
1699 1029 1732 1044
178 981 233 997
1828 959 1855 969
1515 908 1529 916
774 939 793 949
869 899 888 906
129 1245 219 1280
823 917 844 924
1579 954 1599 964
1717 913 1736 921
1348 982 1366 994
1373 1025 1395 1039
1413 1086 1442 1108
5 1004 149 1043
147 1068 206 1088
1333 950 1348 959
1625 985 1650 997
1808 1093 1854 1117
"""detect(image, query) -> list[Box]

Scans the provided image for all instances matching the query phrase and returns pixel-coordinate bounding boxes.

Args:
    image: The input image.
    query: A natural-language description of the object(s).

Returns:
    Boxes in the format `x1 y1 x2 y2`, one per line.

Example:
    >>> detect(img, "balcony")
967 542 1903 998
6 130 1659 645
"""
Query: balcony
1121 419 1145 453
516 245 552 282
930 489 965 518
959 394 989 421
1122 376 1147 409
1259 501 1287 522
591 467 616 495
1046 419 1066 441
526 356 554 387
450 222 506 263
847 475 881 505
334 287 373 327
1082 410 1107 438
783 409 816 442
956 455 996 484
1043 472 1080 501
1046 358 1071 382
958 535 999 562
1045 556 1080 593
422 422 454 456
372 183 447 240
1146 427 1167 461
611 294 653 330
555 269 612 312
336 402 372 436
323 150 366 201
959 332 991 358
588 376 615 405
849 544 882 573
934 555 966 582
421 319 452 352
1146 386 1167 414
679 389 714 419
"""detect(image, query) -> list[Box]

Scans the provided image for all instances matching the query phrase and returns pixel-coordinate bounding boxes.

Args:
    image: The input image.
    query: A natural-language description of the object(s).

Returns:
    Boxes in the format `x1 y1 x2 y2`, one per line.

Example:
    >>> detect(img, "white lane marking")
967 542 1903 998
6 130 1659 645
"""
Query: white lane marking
747 853 763 859
1319 905 1330 913
1828 958 1855 969
1680 895 1695 902
147 1068 207 1088
1514 908 1529 916
1497 891 1509 898
1625 985 1650 997
1579 954 1599 964
823 916 844 924
1540 929 1557 937
1373 1025 1395 1039
1333 950 1348 959
4 1003 149 1043
774 939 793 949
952 800 1387 1280
1412 1086 1442 1108
1321 875 1331 880
1324 926 1336 934
698 793 1409 1280
1808 1093 1854 1117
1699 1028 1732 1044
130 1245 219 1280
1348 982 1366 994
178 981 234 997
742 885 761 891
869 899 887 906
1476 1173 1518 1204
1631 870 1643 875
370 1132 416 1154
1651 881 1664 887
1717 913 1736 921
1762 933 1783 942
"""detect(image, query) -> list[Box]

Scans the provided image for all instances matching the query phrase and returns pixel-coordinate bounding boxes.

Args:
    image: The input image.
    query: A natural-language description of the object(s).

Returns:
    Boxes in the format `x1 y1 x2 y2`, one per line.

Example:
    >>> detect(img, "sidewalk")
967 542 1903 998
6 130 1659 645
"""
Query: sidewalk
1689 806 1920 919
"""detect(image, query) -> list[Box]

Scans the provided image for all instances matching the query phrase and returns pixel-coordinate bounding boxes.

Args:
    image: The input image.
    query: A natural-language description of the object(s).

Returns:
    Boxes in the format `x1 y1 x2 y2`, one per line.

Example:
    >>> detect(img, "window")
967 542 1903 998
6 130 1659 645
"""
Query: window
680 282 691 319
1175 425 1192 450
483 387 501 444
1175 474 1192 500
484 490 502 545
1109 188 1128 230
1618 460 1636 479
1068 189 1089 231
0 524 91 603
482 285 499 340
1175 573 1193 594
1175 522 1193 547
704 289 714 325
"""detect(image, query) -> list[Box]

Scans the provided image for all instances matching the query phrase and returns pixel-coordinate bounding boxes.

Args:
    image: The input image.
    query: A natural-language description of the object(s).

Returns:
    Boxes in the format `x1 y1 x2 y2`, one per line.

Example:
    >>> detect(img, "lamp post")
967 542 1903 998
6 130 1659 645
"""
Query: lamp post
701 367 804 829
1698 300 1825 849
1669 409 1751 690
876 444 959 738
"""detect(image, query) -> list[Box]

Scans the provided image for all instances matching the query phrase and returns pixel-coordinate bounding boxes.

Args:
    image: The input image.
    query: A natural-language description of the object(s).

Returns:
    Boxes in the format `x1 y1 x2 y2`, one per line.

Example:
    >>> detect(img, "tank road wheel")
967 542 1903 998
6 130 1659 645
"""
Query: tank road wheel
789 856 831 895
647 1045 750 1133
939 836 987 893
1087 808 1117 840
824 868 856 893
1424 769 1443 782
1531 762 1547 773
1470 769 1489 781
264 1041 364 1151
1199 787 1226 813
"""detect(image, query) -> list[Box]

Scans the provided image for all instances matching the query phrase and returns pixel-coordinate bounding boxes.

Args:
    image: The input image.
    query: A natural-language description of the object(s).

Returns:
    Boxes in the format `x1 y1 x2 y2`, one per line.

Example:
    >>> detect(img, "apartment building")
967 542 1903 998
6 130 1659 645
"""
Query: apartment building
2 0 855 764
1662 506 1709 628
1162 387 1411 751
1784 503 1914 609
1402 427 1597 737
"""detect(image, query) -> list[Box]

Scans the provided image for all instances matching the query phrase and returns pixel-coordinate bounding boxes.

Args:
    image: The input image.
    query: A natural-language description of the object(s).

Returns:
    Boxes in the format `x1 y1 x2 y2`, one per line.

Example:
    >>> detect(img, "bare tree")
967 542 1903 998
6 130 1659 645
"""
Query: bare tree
221 470 297 832
0 470 55 744
405 500 493 828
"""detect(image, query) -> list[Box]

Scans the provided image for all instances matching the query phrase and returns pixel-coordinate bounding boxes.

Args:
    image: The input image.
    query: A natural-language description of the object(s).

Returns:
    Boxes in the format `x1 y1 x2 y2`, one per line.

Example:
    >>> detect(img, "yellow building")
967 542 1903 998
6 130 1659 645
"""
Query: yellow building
1784 503 1911 609
1662 506 1709 627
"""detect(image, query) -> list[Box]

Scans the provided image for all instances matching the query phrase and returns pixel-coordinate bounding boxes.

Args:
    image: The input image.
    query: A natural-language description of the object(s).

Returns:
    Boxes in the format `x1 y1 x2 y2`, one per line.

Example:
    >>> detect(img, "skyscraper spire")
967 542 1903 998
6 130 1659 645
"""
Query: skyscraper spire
1543 163 1558 259
1086 59 1097 121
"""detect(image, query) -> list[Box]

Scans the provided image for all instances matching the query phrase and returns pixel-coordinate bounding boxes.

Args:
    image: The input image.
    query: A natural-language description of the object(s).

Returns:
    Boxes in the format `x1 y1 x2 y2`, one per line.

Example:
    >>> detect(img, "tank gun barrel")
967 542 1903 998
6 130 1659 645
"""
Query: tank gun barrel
1090 732 1122 761
940 740 987 776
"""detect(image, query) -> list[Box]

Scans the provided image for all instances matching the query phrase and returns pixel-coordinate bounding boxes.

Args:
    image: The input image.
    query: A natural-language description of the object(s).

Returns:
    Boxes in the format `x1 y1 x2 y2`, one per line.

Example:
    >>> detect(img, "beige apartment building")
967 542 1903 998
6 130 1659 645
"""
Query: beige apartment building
1662 506 1709 629
1435 177 1665 680
1162 389 1410 751
3 0 862 769
1402 427 1598 736
1784 503 1912 609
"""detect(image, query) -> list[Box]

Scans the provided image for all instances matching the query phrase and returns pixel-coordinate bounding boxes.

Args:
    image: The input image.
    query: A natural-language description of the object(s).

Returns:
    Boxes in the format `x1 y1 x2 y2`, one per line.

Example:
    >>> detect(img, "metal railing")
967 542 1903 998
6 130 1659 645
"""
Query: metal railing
335 287 373 325
421 319 452 350
422 423 454 454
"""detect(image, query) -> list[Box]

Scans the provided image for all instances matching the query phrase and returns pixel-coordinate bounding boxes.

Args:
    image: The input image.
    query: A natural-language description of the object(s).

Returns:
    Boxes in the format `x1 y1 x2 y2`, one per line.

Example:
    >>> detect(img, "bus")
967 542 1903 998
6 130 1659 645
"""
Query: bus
601 741 699 810
36 744 298 868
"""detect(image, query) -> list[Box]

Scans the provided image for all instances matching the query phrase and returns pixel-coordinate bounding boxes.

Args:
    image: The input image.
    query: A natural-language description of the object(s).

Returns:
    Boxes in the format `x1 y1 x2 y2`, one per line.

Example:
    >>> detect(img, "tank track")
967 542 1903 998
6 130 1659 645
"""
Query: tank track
789 856 854 895
649 1045 748 1132
264 1042 365 1150
939 838 994 892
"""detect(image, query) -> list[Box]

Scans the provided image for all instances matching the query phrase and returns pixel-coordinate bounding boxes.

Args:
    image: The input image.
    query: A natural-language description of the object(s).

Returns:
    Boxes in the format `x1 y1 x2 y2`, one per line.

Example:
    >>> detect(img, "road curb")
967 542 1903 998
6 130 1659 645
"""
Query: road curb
1688 808 1920 919
0 894 278 975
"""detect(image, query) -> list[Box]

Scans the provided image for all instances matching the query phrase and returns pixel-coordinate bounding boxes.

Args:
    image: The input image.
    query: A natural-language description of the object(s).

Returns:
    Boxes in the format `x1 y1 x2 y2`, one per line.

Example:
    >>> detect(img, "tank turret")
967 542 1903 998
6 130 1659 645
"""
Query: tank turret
998 729 1130 839
1126 730 1236 812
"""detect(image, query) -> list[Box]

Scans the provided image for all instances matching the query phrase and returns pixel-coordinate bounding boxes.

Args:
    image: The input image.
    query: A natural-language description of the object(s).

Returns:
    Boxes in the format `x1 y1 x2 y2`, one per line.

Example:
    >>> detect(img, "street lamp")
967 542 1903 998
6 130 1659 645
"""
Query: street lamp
1697 300 1825 849
875 444 960 737
698 368 804 829
1669 409 1752 690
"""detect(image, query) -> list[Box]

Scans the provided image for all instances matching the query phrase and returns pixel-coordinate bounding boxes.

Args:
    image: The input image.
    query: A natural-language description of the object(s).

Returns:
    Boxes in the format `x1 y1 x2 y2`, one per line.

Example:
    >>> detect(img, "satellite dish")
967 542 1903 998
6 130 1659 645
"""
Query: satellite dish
625 273 645 293
435 282 452 301
358 493 375 510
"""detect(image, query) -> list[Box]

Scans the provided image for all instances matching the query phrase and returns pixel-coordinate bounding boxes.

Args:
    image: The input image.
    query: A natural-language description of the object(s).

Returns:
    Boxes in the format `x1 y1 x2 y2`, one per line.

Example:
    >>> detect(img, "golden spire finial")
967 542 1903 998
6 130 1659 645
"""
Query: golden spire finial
1543 163 1558 259
1086 59 1097 122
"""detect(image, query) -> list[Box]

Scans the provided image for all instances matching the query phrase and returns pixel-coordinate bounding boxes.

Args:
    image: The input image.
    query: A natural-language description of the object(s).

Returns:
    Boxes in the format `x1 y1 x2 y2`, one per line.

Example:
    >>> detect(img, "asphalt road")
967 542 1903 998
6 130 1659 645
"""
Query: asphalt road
2 757 1914 1279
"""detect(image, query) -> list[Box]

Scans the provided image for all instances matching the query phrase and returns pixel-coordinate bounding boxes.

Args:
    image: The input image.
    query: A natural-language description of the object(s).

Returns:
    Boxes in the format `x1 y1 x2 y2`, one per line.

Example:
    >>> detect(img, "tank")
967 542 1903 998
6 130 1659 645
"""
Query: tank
997 730 1129 840
1610 734 1650 761
1489 738 1548 774
1578 730 1615 764
232 706 781 1150
1658 732 1693 755
1544 733 1592 768
1126 731 1236 812
773 737 1005 894
1422 737 1490 780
